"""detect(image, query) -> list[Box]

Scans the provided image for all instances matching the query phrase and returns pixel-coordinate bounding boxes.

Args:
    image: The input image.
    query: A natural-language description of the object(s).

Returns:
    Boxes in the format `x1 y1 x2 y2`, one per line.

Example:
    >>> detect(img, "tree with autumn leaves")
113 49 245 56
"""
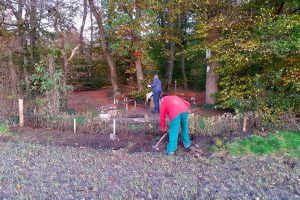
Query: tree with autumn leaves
0 0 299 117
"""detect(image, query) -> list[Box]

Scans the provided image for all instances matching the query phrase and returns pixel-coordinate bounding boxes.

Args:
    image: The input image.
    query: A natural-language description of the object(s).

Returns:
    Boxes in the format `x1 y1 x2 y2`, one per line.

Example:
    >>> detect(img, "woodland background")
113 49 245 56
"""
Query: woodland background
0 0 299 122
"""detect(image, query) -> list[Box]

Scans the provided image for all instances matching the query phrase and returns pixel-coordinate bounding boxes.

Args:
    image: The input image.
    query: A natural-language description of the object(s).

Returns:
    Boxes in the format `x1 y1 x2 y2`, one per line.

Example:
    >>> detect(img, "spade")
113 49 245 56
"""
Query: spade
152 132 168 150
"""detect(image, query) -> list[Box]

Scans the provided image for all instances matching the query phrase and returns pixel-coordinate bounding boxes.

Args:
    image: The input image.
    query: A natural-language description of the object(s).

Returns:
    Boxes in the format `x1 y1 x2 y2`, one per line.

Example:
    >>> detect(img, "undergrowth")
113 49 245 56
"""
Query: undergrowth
225 131 300 158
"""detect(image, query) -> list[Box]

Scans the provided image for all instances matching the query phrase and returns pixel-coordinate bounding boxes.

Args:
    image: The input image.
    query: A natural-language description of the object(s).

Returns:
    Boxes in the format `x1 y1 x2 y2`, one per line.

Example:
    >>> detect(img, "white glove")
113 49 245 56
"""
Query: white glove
147 84 151 88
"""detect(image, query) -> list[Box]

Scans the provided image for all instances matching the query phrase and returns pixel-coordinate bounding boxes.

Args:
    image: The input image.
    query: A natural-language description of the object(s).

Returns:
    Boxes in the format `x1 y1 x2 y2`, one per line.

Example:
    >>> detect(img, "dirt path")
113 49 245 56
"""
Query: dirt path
67 87 219 115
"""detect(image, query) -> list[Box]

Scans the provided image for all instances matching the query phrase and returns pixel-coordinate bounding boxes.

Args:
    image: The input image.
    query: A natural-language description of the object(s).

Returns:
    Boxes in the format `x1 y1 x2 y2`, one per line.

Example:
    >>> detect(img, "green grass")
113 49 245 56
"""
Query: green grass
0 121 10 135
226 131 300 158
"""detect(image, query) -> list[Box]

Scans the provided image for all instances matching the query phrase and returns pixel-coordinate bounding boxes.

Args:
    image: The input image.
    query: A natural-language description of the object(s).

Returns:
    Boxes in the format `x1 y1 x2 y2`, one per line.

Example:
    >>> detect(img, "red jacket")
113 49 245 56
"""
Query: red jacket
160 96 190 131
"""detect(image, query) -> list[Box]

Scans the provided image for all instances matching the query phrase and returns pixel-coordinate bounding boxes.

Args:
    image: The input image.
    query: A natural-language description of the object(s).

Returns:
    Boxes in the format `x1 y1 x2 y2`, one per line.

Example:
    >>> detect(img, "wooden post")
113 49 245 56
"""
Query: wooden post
113 97 116 104
18 99 24 127
113 119 116 135
242 117 247 133
74 118 77 133
134 101 136 109
125 103 128 111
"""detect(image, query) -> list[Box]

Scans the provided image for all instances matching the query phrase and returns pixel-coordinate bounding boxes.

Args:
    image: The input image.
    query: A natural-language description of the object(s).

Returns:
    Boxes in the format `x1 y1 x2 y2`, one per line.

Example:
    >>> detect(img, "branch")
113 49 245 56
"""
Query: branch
291 8 300 14
3 22 22 26
68 44 80 63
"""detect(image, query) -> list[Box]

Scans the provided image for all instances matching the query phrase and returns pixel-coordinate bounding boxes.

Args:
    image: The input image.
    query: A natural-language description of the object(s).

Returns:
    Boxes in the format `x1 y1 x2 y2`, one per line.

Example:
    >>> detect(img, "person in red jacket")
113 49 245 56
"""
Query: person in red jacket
160 95 192 155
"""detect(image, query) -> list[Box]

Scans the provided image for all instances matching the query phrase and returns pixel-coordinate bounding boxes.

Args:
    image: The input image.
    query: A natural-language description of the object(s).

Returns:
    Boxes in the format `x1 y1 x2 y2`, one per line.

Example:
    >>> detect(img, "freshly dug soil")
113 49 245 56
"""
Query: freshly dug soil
4 126 241 156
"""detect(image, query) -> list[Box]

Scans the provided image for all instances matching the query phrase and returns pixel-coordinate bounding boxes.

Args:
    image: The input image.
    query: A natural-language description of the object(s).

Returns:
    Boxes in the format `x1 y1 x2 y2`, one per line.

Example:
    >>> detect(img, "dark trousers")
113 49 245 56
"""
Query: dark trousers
153 90 161 112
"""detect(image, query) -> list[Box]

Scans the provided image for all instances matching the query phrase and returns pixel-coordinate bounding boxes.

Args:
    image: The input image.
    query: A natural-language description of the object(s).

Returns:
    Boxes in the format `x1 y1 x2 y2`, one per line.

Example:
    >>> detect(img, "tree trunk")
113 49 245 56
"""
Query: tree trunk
166 20 175 91
30 0 37 61
62 57 69 86
47 56 60 115
23 55 30 93
205 59 219 104
80 0 88 55
90 8 94 77
88 0 120 95
179 13 187 90
159 0 168 81
8 51 18 108
180 52 187 89
133 0 144 91
205 24 219 104
135 55 143 91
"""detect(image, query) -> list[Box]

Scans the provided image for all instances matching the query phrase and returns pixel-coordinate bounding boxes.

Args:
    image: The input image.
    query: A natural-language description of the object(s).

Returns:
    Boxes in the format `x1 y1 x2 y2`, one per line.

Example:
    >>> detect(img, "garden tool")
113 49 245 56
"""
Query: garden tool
152 132 168 150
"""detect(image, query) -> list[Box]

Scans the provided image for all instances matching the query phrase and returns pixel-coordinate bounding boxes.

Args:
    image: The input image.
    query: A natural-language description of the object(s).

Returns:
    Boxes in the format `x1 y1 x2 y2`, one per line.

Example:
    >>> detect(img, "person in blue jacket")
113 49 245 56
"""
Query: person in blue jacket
148 74 162 113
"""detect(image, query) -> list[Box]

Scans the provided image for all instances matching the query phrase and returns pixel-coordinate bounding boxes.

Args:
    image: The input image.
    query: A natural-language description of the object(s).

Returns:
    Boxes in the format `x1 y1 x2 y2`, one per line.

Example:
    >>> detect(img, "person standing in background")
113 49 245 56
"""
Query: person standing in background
148 74 162 113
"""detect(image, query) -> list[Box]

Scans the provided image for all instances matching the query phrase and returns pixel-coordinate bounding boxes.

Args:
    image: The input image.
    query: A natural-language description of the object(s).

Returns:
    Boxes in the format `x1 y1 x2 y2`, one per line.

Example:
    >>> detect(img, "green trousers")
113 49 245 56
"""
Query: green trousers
166 112 191 154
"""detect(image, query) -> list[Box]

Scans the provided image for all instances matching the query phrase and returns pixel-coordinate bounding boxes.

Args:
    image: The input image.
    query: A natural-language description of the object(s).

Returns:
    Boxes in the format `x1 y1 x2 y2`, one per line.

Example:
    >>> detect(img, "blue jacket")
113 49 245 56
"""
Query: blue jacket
151 78 162 92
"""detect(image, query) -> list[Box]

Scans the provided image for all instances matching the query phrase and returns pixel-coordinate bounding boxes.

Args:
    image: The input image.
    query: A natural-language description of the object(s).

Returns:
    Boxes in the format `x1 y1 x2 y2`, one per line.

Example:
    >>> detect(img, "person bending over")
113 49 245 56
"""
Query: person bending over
160 95 192 155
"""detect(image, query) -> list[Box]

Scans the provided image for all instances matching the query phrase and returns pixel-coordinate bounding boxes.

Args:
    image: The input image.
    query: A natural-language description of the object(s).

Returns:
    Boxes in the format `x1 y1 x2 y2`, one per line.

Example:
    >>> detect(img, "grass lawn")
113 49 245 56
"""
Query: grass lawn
0 121 10 136
226 131 300 158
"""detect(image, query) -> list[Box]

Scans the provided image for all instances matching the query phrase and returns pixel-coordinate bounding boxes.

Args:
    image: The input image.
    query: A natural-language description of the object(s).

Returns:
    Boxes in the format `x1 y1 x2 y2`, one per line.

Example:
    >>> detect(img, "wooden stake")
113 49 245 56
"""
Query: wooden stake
74 118 77 133
242 117 247 132
113 97 116 104
18 99 24 127
125 103 128 111
113 119 116 135
134 101 136 109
